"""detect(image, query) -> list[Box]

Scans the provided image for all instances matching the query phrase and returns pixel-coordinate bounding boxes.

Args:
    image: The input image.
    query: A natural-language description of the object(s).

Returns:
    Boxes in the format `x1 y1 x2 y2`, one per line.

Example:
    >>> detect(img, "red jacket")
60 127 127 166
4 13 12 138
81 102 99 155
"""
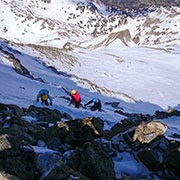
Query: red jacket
71 92 81 103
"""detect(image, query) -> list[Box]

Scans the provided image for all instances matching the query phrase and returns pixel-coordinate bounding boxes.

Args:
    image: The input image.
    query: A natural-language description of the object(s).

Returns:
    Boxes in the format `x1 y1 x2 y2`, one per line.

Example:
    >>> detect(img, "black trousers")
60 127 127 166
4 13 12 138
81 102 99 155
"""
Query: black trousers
41 98 48 105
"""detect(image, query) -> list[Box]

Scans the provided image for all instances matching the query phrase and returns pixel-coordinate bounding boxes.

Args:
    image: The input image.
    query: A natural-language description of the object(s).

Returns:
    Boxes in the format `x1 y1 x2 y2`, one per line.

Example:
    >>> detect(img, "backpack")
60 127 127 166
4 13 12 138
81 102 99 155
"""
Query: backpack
41 94 48 101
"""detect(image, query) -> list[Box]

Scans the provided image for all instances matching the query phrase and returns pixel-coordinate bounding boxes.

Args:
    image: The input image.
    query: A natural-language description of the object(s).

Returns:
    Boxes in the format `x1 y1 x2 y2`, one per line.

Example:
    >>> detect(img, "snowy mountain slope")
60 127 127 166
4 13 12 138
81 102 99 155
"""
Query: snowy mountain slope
0 0 180 49
0 0 180 110
0 40 165 125
70 44 180 109
13 37 180 109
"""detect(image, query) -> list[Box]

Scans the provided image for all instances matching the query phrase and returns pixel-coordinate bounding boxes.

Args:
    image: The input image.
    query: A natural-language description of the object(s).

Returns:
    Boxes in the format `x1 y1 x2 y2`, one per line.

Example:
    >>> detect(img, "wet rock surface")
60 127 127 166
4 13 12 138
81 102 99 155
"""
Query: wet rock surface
0 102 179 179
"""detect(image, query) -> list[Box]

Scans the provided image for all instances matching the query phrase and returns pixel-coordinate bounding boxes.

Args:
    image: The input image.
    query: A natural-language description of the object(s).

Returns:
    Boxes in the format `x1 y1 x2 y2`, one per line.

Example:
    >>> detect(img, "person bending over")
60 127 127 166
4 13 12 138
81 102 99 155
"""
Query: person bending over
69 90 81 108
85 98 102 111
36 89 52 106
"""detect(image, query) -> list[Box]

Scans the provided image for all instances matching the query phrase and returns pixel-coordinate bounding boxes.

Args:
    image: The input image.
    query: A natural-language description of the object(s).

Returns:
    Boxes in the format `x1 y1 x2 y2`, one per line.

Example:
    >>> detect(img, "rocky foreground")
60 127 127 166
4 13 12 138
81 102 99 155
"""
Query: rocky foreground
0 103 179 180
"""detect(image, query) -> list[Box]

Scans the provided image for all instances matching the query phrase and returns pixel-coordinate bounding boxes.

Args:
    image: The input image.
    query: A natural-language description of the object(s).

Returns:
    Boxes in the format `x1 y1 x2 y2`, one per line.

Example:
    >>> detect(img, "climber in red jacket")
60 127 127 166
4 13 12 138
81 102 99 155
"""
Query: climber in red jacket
68 89 81 108
61 87 81 108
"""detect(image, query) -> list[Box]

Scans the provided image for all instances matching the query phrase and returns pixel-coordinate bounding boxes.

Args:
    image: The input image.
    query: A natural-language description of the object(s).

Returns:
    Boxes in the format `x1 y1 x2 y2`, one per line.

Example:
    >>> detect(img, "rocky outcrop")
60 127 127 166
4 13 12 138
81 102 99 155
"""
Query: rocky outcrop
164 141 180 176
0 103 24 120
93 29 132 47
0 171 19 180
100 0 180 10
0 102 180 179
0 103 114 179
41 0 51 3
46 160 88 180
62 42 77 51
154 109 180 119
0 46 45 82
67 141 116 180
45 117 104 147
104 117 180 179
133 120 168 143
27 105 65 123
0 134 40 179
0 47 32 78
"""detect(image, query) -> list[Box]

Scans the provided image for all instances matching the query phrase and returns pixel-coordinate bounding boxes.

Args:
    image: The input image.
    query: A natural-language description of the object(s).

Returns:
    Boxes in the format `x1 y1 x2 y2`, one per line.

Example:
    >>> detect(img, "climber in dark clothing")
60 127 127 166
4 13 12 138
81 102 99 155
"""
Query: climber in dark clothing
84 98 102 111
36 89 52 106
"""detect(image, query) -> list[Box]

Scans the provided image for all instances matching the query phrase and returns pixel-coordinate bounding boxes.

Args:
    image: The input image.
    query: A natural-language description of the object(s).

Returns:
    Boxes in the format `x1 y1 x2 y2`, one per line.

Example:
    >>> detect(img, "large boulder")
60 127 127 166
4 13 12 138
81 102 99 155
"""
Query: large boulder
27 105 64 123
45 117 104 148
133 120 168 143
67 141 116 180
0 116 44 146
44 123 69 149
104 119 138 140
46 161 88 180
0 103 24 120
7 104 24 118
137 148 163 171
64 117 104 147
0 134 40 179
0 171 19 180
164 141 180 176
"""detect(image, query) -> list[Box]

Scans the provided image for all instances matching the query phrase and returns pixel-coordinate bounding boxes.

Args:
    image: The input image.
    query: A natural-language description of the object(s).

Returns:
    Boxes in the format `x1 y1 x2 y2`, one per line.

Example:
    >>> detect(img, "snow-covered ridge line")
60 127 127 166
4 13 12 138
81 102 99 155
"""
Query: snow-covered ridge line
0 0 180 49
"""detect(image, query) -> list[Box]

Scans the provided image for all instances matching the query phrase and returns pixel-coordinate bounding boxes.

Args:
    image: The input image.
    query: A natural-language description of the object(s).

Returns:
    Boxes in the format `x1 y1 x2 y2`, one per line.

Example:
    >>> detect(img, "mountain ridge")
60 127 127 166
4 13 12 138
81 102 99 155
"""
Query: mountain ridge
98 0 180 10
0 0 180 49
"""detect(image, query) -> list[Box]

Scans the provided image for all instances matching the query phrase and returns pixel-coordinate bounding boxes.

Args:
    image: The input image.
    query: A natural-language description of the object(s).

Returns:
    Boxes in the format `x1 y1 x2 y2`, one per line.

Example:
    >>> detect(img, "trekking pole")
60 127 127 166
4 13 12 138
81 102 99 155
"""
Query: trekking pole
80 103 87 109
61 87 71 96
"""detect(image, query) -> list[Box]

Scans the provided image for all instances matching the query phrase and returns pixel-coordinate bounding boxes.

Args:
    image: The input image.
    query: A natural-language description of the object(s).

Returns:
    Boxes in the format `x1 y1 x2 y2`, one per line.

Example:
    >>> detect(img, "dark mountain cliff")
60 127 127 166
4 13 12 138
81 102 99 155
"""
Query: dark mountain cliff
98 0 180 10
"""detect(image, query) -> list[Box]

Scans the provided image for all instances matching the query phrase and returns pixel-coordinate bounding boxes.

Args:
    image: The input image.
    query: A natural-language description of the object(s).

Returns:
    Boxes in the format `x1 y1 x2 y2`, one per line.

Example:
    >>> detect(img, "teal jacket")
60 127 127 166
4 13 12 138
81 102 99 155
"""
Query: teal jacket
37 89 52 104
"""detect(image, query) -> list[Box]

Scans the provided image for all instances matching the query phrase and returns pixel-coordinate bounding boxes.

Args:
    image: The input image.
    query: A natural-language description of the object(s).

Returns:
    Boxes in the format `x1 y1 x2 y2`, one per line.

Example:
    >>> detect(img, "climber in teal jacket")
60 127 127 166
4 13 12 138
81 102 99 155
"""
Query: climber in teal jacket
36 89 52 106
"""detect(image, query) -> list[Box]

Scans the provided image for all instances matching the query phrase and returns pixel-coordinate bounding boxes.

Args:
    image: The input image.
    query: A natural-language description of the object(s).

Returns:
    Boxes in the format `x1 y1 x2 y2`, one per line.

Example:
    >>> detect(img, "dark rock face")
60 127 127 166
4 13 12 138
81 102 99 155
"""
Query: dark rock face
99 0 180 10
64 117 104 146
0 103 114 179
27 105 64 123
0 102 180 179
46 160 88 180
154 109 180 119
0 134 40 179
45 117 104 148
164 142 180 176
104 117 180 179
67 141 116 180
137 149 163 171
